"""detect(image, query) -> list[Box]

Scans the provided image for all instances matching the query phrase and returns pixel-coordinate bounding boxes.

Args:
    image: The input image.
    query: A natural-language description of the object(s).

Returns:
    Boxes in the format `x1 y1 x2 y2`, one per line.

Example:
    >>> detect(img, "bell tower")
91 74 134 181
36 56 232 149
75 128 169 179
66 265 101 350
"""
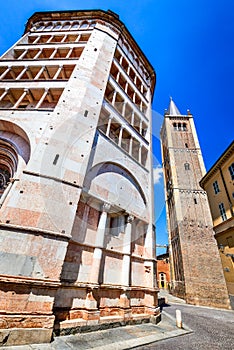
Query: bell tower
160 98 230 308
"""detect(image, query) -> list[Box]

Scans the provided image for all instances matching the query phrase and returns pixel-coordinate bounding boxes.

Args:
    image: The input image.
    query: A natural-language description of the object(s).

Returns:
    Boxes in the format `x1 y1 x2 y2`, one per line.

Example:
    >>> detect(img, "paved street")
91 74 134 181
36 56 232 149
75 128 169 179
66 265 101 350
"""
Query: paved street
1 291 234 349
135 298 234 350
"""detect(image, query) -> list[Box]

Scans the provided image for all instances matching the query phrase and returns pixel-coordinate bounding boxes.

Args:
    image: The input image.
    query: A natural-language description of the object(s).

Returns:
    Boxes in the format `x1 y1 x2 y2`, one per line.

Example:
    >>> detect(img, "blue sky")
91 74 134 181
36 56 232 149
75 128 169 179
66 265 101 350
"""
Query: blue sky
0 1 233 254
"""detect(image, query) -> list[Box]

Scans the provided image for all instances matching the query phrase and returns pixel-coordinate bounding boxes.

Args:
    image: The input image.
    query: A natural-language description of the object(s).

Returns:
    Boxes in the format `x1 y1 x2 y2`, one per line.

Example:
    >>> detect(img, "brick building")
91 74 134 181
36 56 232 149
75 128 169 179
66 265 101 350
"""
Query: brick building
200 141 234 307
156 250 171 290
160 98 231 309
0 10 159 346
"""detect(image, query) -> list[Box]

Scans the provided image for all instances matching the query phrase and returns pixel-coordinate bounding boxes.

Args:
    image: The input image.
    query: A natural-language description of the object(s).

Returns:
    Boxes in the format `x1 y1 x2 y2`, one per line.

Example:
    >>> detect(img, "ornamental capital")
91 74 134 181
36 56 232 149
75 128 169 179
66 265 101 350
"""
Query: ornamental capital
102 202 111 212
126 215 134 224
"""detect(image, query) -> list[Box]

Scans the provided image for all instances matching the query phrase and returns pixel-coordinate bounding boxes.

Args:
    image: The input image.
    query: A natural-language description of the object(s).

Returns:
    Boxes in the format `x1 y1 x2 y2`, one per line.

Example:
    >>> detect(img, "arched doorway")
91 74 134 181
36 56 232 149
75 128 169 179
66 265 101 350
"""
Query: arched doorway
0 139 18 196
0 120 31 198
159 272 167 289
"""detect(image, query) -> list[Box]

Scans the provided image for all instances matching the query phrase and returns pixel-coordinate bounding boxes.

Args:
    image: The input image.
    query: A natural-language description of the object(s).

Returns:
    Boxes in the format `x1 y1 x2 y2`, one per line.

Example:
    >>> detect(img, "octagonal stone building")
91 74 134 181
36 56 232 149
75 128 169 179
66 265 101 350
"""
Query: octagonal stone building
0 10 158 345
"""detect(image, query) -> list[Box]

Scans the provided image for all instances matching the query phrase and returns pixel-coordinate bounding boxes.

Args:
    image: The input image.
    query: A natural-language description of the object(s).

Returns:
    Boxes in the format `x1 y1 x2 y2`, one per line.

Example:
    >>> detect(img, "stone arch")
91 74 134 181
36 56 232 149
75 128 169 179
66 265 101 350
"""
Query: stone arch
0 120 30 163
0 120 30 194
84 161 147 216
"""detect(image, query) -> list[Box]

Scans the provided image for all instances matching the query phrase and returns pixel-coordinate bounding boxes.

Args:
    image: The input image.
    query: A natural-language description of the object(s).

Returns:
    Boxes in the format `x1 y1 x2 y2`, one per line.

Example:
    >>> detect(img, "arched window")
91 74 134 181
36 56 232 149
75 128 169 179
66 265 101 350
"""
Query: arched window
178 123 182 131
71 22 79 30
159 272 166 289
184 162 190 170
54 22 62 30
128 51 134 62
183 123 187 131
89 22 96 28
173 123 177 130
80 21 88 29
133 59 138 71
122 43 129 55
44 22 53 31
36 22 45 31
62 22 71 30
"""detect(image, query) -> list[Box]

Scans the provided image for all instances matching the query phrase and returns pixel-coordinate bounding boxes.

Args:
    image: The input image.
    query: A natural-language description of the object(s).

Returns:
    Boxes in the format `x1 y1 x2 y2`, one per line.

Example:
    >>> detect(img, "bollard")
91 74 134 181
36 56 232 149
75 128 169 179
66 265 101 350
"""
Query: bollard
176 309 182 328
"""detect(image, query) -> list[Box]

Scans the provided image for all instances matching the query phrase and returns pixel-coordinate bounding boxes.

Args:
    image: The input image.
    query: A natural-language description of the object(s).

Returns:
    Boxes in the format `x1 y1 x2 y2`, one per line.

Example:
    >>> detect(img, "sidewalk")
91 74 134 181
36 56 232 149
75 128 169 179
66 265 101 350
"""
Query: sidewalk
158 289 186 305
0 310 192 350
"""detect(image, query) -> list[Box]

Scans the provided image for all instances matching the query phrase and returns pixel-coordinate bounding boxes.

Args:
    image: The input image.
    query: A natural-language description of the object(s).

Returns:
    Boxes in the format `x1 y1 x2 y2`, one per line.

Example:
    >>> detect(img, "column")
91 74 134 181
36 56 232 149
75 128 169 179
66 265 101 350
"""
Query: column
16 66 28 80
131 111 134 126
118 126 124 147
0 67 11 79
139 144 142 164
116 71 121 83
46 35 54 43
13 89 28 109
61 34 68 43
122 215 134 286
9 70 16 79
66 47 73 59
34 49 42 60
49 48 58 59
125 82 128 94
120 215 134 317
75 34 81 42
0 89 9 103
90 202 110 284
122 101 126 118
26 68 33 80
35 89 48 109
144 224 155 259
53 65 63 80
106 116 112 137
42 67 50 80
35 66 45 80
144 224 158 316
32 36 41 44
18 50 28 60
139 120 143 135
129 137 133 156
111 90 117 105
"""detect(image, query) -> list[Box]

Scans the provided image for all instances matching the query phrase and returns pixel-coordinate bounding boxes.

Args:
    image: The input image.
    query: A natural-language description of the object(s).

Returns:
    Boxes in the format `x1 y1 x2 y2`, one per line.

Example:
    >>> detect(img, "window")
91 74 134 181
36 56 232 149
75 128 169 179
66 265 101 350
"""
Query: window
109 216 125 236
228 163 234 180
184 162 190 170
159 272 166 288
185 143 188 148
213 180 220 194
194 198 197 204
219 203 227 221
173 122 187 131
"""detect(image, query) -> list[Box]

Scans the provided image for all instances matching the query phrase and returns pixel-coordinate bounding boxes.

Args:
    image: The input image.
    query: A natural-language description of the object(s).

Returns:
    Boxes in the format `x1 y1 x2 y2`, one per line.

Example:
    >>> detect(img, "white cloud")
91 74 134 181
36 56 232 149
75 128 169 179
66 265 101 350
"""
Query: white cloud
153 166 163 184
